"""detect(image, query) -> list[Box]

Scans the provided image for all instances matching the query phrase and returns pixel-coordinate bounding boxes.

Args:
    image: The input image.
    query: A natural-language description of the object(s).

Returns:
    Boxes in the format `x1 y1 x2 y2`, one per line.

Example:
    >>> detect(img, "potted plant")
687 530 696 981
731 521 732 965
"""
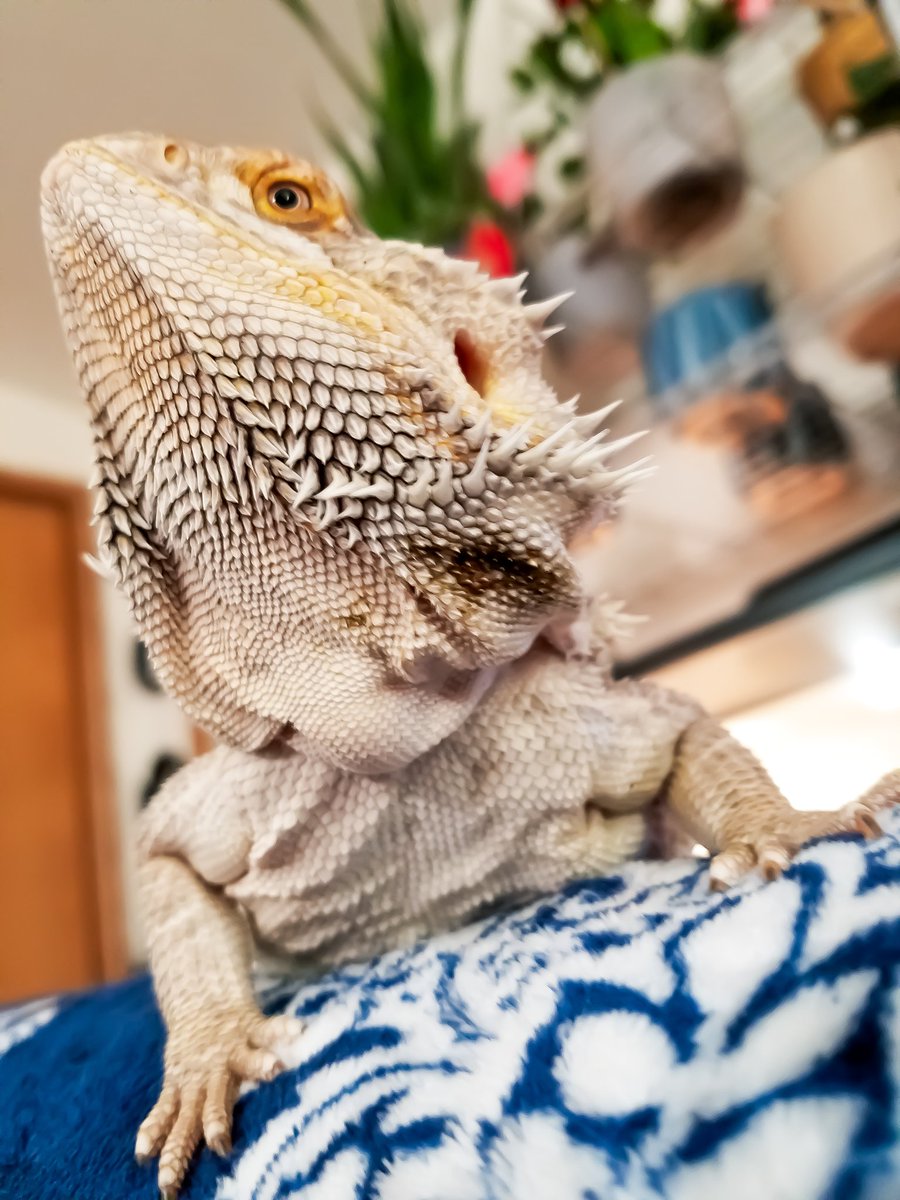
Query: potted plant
277 0 521 275
510 0 751 255
798 5 900 130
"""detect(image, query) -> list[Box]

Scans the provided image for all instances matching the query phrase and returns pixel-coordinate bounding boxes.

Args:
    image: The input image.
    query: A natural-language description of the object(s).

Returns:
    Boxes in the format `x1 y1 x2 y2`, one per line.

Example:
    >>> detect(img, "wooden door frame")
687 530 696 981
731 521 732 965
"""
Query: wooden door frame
0 468 126 983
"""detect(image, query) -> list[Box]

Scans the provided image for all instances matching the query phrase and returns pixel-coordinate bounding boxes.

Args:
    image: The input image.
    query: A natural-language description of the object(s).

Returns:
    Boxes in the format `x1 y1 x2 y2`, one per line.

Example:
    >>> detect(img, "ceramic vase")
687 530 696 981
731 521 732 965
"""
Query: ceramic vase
774 129 900 361
586 53 745 256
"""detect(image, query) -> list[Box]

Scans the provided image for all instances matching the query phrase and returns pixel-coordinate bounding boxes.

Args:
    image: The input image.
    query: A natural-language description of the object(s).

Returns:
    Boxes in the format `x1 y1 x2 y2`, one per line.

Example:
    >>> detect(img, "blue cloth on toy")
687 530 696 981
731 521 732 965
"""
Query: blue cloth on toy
3 817 900 1200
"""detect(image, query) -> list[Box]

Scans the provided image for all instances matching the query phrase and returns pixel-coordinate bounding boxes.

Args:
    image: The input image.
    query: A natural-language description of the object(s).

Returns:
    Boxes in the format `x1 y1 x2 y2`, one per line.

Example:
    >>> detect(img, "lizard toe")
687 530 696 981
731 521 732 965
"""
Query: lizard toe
249 1011 305 1052
201 1071 238 1157
135 1084 178 1163
757 839 792 881
228 1044 283 1081
709 842 757 890
137 1005 300 1193
157 1084 203 1199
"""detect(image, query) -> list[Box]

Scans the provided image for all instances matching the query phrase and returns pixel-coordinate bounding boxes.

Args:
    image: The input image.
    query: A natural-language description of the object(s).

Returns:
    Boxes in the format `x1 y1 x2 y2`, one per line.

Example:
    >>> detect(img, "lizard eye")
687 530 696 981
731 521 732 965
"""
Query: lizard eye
244 160 350 230
267 182 311 213
250 166 327 228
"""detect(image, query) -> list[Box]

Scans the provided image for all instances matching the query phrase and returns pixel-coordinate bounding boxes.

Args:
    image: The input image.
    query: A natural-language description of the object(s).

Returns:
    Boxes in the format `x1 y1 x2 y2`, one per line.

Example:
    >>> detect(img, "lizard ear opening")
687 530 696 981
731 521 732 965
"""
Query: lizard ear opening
162 142 187 168
453 330 489 398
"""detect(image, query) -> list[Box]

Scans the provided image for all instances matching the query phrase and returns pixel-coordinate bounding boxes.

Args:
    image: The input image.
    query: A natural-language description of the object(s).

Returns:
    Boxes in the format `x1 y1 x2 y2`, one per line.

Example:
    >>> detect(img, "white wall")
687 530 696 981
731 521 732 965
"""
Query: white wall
0 0 381 407
727 669 900 812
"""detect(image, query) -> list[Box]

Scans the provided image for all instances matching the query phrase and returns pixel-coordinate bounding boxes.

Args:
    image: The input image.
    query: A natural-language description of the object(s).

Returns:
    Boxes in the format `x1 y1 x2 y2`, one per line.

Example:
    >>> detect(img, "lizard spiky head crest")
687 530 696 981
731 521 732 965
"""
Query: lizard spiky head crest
41 134 649 762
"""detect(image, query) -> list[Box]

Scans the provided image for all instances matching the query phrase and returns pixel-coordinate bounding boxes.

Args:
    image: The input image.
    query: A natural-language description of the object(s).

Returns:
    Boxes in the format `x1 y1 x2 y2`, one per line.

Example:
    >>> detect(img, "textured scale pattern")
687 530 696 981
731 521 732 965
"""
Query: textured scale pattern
41 134 649 770
4 816 900 1200
138 655 692 964
40 133 900 1196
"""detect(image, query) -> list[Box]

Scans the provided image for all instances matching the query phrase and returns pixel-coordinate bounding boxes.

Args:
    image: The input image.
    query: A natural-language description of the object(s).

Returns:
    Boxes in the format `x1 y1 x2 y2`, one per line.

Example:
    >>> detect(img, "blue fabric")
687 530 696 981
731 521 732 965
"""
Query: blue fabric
641 281 773 397
3 817 900 1200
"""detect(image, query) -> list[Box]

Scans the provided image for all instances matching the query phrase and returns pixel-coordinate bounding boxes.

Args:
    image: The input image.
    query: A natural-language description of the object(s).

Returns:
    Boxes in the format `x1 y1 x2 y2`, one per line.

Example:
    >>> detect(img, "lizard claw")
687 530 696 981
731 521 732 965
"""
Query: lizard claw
137 1009 303 1196
709 771 900 892
709 842 757 891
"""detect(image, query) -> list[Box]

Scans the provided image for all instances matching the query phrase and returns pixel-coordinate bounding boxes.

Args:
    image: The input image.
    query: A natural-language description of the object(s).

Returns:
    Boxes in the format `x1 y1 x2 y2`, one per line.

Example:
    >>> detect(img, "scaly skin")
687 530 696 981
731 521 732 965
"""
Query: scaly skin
41 133 648 772
41 134 899 1197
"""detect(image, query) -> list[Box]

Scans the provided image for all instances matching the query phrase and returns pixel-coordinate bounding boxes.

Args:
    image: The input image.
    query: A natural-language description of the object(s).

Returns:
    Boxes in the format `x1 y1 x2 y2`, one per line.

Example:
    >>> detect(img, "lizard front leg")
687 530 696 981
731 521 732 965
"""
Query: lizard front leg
665 717 900 889
137 855 302 1197
135 748 306 1196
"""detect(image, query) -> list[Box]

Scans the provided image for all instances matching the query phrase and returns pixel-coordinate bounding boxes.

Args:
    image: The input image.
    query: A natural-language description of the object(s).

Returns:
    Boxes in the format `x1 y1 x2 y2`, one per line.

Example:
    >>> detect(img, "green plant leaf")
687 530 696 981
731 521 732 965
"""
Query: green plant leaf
511 66 536 92
848 53 900 104
681 1 738 55
521 193 545 224
559 154 586 179
586 1 671 66
278 0 501 245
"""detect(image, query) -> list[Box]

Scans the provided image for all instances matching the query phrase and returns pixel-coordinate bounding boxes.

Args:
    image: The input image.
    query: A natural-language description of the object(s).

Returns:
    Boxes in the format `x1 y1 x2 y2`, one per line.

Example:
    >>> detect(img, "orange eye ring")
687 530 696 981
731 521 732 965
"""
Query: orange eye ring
249 163 348 230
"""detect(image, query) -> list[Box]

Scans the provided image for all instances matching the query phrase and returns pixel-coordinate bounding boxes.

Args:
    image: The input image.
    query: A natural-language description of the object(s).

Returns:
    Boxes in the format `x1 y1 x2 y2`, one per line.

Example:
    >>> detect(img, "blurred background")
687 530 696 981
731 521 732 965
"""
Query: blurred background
1 0 899 1004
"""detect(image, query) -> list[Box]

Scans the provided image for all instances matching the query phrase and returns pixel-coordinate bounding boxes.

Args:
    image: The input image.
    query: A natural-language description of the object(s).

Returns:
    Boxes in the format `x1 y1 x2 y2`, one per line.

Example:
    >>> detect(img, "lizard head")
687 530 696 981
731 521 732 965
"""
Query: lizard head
42 133 648 756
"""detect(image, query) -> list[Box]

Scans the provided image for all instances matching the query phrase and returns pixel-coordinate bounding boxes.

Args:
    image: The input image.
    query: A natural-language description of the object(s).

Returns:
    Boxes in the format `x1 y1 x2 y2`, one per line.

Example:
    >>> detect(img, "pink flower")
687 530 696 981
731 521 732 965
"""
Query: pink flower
487 147 536 210
462 219 517 278
737 0 773 23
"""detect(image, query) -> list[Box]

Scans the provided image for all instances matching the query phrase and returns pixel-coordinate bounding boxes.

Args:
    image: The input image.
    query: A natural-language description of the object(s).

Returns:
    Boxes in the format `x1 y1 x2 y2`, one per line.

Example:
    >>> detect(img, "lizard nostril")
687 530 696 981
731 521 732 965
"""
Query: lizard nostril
453 330 489 398
163 142 187 168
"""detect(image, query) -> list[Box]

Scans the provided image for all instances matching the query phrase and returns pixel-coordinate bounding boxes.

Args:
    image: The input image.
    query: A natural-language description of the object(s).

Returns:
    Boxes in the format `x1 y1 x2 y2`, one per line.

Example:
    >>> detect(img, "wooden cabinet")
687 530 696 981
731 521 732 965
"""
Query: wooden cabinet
0 472 123 1002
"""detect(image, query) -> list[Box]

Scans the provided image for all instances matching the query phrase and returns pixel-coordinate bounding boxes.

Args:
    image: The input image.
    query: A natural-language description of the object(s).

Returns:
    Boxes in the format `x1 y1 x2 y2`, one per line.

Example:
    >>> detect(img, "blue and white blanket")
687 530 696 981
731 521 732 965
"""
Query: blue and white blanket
3 817 900 1200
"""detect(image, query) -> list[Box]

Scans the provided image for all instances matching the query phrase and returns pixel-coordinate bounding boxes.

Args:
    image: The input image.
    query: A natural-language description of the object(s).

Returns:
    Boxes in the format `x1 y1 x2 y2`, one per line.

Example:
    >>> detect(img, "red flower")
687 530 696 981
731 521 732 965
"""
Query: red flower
554 0 582 8
487 146 536 209
461 219 517 278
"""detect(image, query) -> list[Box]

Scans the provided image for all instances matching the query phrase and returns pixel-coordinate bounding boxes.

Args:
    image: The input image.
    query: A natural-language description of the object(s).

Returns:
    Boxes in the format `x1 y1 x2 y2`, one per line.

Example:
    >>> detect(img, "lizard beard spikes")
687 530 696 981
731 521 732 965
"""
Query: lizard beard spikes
41 132 650 767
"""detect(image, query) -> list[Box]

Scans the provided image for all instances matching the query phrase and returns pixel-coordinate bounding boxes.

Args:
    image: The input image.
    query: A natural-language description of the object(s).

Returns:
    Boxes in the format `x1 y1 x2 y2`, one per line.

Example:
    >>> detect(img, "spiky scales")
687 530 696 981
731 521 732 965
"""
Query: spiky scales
42 133 645 769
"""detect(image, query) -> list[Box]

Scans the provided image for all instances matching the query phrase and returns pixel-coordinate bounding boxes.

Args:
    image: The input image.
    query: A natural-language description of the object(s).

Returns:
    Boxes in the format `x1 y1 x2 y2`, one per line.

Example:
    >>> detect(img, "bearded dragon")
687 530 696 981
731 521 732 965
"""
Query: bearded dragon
41 133 899 1197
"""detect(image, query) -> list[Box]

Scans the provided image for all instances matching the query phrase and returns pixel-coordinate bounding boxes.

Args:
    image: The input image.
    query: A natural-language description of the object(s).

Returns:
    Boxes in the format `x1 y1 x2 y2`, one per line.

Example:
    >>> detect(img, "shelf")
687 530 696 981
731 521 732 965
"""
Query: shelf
617 513 900 676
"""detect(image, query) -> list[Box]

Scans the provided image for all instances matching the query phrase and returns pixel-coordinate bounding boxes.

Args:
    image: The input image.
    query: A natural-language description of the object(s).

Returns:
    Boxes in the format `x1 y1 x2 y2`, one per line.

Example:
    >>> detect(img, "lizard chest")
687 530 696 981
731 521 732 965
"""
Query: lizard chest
578 690 686 811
